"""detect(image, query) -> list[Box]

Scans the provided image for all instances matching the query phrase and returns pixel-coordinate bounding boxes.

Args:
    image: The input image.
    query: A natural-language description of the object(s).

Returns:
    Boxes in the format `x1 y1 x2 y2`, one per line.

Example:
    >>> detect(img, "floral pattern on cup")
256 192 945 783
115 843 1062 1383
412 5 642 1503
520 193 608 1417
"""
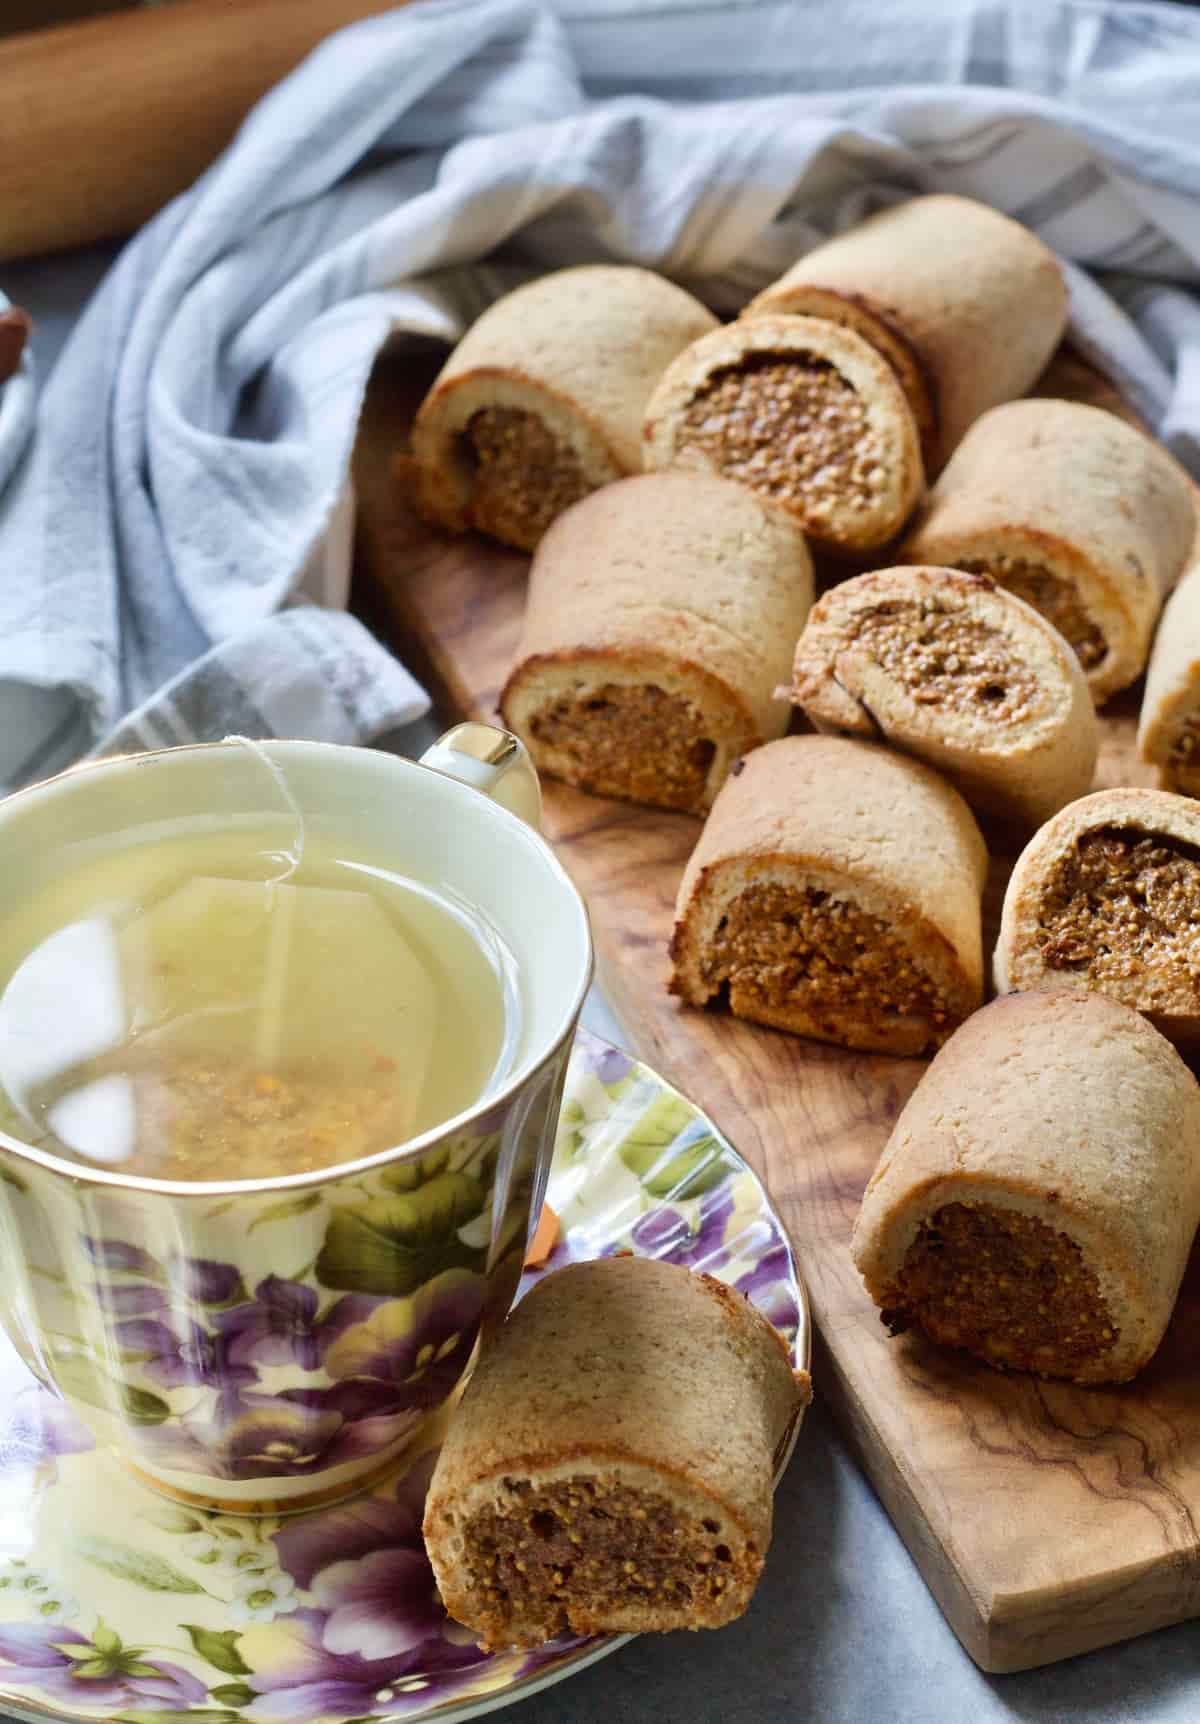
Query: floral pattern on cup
2 1066 559 1495
0 1029 807 1724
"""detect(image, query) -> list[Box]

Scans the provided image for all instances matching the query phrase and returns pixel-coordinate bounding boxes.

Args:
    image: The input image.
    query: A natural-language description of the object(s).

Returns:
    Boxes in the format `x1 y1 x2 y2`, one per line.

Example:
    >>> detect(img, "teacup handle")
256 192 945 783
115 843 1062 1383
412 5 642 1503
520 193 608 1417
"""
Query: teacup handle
419 723 543 830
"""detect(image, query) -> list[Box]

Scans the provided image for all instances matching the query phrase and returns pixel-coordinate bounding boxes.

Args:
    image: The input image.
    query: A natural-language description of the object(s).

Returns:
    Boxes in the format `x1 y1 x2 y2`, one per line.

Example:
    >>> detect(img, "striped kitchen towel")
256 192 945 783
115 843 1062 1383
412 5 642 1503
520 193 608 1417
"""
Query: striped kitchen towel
1 0 1199 788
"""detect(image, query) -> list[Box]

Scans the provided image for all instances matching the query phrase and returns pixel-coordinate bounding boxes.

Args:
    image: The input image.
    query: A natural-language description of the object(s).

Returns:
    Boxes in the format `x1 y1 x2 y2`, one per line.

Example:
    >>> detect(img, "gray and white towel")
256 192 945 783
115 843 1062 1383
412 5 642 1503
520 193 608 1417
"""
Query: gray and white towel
2 0 1200 789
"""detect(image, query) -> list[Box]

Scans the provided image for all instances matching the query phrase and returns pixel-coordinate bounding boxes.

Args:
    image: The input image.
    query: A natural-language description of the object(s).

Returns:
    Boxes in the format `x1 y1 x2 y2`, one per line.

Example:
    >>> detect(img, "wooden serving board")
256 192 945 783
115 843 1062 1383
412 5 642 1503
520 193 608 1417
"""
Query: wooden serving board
351 342 1200 1676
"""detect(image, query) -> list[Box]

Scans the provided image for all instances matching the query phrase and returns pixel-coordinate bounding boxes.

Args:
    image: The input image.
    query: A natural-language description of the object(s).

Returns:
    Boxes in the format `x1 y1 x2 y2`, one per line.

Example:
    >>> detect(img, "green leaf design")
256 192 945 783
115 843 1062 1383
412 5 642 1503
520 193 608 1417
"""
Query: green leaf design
74 1536 205 1594
74 1658 117 1679
50 1352 172 1426
114 1712 243 1724
209 1684 256 1707
248 1193 322 1232
377 1145 448 1192
182 1627 251 1676
138 1504 204 1535
619 1094 729 1198
316 1172 486 1295
92 1622 122 1656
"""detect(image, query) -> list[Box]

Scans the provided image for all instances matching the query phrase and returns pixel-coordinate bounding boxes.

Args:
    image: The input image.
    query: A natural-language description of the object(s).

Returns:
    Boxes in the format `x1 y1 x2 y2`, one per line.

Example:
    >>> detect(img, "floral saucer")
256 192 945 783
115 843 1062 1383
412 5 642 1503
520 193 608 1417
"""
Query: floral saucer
0 1028 809 1724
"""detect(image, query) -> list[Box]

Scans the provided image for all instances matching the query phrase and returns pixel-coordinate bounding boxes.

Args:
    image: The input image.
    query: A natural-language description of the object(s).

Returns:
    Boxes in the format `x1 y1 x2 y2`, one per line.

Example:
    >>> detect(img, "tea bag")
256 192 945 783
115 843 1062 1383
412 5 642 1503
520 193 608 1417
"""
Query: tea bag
119 878 437 1138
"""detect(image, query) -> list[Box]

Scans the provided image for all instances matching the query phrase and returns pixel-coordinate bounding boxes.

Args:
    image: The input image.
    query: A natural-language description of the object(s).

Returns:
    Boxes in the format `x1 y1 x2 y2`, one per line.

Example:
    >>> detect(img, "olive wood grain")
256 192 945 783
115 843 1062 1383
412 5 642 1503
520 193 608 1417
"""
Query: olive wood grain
351 342 1200 1675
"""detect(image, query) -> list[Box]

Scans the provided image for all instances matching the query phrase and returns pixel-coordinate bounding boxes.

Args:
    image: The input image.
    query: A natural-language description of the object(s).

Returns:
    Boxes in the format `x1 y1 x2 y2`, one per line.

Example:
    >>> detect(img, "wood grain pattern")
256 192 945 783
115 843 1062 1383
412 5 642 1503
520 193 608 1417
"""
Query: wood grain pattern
351 345 1200 1675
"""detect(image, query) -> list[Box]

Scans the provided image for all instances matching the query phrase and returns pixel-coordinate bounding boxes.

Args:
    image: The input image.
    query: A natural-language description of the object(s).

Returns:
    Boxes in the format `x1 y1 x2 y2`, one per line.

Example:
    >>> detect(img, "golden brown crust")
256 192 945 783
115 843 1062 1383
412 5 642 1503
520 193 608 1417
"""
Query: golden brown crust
744 194 1068 470
407 267 719 550
669 735 987 1056
641 314 924 552
902 398 1197 702
790 563 1098 827
422 1258 807 1648
851 990 1200 1383
500 472 814 812
1138 558 1200 790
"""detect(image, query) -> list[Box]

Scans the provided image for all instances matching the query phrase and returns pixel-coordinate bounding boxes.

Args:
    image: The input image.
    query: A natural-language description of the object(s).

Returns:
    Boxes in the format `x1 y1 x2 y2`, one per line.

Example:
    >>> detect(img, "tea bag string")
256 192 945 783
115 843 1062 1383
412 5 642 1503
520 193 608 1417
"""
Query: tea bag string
224 734 306 893
225 736 306 1072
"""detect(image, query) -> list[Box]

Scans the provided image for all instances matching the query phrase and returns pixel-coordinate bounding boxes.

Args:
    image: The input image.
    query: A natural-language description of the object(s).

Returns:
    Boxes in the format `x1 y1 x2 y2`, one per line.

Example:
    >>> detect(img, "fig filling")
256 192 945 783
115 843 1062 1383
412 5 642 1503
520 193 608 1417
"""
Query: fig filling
958 557 1107 673
883 1201 1116 1376
1036 826 1200 990
463 1476 746 1643
676 354 884 525
528 683 716 811
462 407 590 548
848 600 1037 721
699 881 951 1037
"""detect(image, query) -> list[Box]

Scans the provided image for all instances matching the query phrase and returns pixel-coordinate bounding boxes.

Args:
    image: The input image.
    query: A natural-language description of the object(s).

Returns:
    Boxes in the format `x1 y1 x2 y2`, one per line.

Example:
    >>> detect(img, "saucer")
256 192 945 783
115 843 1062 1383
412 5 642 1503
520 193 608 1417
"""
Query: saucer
0 1027 809 1724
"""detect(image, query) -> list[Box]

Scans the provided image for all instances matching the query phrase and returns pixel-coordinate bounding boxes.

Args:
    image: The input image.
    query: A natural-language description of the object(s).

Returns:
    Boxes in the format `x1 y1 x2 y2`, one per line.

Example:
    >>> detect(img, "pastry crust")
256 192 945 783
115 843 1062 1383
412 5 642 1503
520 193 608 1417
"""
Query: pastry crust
669 735 987 1056
994 786 1200 1044
422 1257 809 1649
743 194 1068 470
1138 558 1200 794
500 472 814 813
902 399 1196 703
851 989 1200 1384
790 563 1098 827
641 314 924 553
408 266 718 550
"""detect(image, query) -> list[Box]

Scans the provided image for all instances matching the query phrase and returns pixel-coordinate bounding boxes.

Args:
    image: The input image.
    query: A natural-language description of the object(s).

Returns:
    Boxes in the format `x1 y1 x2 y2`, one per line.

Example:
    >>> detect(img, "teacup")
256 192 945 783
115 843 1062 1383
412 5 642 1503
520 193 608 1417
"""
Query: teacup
0 726 591 1512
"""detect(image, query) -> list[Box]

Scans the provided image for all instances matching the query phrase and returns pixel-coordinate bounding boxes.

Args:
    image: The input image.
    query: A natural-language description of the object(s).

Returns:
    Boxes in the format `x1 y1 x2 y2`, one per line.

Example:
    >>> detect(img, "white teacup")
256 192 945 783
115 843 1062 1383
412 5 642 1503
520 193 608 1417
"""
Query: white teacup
0 726 591 1512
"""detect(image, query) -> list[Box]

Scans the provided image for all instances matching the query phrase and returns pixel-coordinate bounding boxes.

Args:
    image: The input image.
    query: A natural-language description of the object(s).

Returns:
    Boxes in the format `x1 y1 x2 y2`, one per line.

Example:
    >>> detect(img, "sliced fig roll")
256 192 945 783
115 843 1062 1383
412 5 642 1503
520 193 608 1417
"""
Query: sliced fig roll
423 1257 809 1649
669 735 986 1056
790 564 1097 828
903 399 1196 703
408 266 718 551
743 194 1067 472
501 472 813 814
852 990 1200 1384
642 314 924 554
995 787 1200 1045
1138 558 1200 795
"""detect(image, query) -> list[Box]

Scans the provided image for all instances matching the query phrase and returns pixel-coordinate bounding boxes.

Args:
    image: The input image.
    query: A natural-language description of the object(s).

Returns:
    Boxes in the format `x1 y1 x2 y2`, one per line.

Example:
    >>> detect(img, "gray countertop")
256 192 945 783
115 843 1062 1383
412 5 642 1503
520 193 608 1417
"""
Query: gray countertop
7 247 1200 1724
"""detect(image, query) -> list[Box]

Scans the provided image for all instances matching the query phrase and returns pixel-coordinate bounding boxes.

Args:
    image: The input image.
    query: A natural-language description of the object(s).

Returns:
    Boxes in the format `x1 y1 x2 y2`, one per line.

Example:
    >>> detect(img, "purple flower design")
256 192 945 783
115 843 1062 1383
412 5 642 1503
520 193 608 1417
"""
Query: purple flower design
0 1621 206 1711
0 1388 95 1473
133 1270 487 1481
83 1238 161 1280
240 1457 482 1720
320 1269 485 1412
215 1279 373 1372
169 1255 242 1305
576 1031 633 1085
736 1235 801 1338
623 1180 735 1275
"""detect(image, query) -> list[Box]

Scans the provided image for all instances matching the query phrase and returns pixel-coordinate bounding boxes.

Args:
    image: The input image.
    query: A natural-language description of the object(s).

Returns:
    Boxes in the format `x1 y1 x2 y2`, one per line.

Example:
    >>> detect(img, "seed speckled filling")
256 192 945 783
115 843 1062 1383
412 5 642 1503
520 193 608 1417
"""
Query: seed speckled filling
848 599 1038 720
528 683 716 810
460 1475 749 1646
883 1201 1117 1377
1036 826 1200 992
958 556 1107 673
463 407 590 547
701 881 952 1040
676 354 884 527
